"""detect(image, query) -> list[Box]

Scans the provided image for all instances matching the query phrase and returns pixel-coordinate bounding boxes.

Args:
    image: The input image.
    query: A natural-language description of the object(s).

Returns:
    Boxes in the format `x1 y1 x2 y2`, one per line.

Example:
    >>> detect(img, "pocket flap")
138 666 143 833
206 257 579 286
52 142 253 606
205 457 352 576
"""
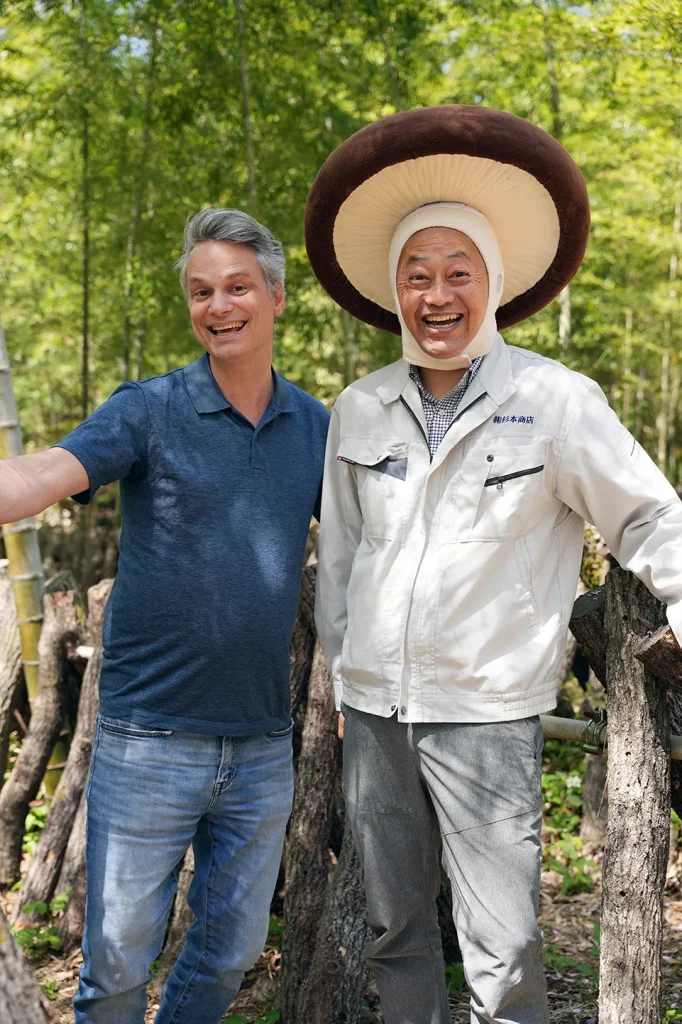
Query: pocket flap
337 437 409 477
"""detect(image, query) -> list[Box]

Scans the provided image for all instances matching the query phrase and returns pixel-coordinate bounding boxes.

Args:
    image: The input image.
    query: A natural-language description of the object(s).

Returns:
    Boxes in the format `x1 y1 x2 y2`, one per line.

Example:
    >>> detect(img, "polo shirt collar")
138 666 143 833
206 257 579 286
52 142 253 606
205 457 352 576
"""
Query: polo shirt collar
183 353 296 416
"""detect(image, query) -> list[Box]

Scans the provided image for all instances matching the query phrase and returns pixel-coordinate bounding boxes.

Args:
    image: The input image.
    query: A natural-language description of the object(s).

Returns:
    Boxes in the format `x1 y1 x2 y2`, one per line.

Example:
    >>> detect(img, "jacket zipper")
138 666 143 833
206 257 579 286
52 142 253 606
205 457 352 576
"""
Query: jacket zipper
400 390 488 460
484 464 544 489
399 396 429 449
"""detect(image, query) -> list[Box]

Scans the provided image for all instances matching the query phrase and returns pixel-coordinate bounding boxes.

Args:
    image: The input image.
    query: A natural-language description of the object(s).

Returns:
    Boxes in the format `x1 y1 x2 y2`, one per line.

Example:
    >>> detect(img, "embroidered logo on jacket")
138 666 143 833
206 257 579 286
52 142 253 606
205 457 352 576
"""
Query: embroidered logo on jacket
493 414 535 425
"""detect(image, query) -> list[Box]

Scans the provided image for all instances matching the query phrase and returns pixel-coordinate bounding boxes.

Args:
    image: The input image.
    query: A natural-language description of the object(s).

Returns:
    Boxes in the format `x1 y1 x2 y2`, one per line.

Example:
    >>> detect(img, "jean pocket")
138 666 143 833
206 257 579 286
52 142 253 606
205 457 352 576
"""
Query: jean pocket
98 716 174 738
266 719 294 739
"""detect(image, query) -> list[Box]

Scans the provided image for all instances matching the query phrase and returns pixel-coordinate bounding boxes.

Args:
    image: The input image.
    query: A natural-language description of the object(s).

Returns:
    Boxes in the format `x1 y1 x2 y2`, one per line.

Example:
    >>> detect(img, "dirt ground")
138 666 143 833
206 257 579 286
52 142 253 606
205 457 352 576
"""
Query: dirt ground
6 873 680 1024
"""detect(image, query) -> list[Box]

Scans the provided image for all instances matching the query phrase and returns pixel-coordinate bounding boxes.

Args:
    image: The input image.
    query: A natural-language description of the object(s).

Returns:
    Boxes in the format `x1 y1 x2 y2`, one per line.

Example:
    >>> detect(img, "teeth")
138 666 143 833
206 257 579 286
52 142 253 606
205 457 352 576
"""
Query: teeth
424 313 462 323
211 321 246 334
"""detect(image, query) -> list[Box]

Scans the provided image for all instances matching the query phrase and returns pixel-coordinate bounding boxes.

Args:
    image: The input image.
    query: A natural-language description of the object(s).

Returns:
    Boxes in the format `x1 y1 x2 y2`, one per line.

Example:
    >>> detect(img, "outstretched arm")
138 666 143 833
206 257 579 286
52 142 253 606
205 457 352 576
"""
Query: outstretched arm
0 448 89 525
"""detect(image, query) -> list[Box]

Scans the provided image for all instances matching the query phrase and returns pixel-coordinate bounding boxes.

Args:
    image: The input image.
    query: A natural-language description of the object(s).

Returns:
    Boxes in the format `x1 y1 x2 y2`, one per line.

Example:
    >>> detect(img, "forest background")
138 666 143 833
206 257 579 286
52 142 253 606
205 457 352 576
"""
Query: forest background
1 0 681 497
1 2 682 1019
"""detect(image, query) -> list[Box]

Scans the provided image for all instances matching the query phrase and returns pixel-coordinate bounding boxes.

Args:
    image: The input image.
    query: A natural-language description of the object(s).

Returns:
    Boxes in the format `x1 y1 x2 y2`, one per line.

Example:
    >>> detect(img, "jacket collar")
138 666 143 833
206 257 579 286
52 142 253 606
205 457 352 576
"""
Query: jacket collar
183 352 296 415
375 333 516 408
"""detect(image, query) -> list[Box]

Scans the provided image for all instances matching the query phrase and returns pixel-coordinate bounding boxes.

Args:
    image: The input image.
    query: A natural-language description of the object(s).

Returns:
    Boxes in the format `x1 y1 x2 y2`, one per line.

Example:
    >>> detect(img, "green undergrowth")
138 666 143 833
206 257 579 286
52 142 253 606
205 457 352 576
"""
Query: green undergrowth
13 889 71 961
541 735 597 895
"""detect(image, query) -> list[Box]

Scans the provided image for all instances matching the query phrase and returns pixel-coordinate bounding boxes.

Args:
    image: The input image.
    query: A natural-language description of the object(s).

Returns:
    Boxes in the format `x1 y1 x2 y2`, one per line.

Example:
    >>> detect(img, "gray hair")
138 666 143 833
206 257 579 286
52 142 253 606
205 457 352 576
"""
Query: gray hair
176 208 285 296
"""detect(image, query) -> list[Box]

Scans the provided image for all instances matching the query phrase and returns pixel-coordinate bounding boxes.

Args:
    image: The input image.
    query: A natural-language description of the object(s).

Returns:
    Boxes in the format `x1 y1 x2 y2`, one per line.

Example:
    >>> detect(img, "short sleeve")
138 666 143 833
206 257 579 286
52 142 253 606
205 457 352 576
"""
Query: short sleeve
54 382 148 504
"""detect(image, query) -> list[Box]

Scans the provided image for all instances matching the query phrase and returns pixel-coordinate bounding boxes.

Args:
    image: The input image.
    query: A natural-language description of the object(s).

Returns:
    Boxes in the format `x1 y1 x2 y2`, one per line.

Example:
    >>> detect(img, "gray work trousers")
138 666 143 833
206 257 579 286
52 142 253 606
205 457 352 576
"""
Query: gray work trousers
341 705 549 1024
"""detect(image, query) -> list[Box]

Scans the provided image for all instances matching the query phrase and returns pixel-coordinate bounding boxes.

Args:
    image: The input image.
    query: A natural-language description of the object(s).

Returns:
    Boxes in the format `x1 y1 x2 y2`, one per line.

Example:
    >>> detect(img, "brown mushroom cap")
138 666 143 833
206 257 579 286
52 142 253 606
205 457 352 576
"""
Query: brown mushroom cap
305 105 590 334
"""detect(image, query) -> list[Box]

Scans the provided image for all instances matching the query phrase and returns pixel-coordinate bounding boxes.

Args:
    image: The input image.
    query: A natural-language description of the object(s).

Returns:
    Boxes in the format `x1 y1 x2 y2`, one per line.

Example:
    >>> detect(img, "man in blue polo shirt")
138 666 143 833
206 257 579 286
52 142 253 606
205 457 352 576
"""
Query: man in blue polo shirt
0 208 329 1023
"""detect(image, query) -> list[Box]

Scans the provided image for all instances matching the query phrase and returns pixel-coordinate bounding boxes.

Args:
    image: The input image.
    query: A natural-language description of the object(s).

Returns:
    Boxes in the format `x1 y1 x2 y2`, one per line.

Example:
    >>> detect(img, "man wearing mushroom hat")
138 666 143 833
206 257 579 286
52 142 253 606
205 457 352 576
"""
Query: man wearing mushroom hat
306 105 682 1024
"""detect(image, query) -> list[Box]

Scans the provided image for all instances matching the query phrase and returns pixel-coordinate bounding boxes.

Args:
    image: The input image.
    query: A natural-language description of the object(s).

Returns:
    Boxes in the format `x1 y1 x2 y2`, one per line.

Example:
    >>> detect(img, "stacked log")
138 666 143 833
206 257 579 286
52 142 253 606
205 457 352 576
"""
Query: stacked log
570 568 682 1023
0 560 23 785
0 591 82 887
0 908 45 1023
14 580 112 926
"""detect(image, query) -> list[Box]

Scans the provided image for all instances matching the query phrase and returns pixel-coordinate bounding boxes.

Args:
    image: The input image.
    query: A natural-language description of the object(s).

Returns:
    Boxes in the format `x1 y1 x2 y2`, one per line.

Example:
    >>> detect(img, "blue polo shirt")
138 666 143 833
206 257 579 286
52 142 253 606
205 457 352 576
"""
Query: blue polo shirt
56 353 329 736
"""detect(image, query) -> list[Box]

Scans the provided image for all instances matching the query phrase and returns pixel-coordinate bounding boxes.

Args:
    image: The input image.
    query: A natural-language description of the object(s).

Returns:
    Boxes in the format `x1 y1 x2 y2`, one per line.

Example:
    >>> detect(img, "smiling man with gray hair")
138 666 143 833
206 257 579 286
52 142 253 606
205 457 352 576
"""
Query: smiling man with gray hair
0 207 329 1023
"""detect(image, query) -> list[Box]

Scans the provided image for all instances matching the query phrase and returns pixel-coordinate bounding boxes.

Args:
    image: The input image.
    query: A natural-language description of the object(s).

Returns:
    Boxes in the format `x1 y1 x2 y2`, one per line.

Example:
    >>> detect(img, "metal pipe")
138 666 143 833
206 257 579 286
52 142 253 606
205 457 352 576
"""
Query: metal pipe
540 714 682 760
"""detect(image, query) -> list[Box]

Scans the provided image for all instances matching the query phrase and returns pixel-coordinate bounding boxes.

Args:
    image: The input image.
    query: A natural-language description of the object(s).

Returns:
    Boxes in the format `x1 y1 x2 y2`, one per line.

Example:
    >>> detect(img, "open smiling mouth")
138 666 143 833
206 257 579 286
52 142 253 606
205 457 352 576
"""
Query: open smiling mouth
208 321 246 336
422 313 464 331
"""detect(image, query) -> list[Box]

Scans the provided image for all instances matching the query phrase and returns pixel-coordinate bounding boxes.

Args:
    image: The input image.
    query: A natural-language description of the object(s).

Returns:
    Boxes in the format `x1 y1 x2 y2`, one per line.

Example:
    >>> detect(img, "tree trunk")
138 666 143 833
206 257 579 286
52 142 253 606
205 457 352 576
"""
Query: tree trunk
342 309 357 389
537 0 573 353
151 846 196 999
569 585 607 687
622 307 633 428
122 6 159 382
579 753 608 845
55 790 87 954
289 564 317 718
0 592 81 887
599 569 670 1024
296 823 373 1024
15 580 112 923
234 0 258 212
280 644 340 1023
656 196 681 475
0 907 45 1023
80 0 91 421
0 560 22 783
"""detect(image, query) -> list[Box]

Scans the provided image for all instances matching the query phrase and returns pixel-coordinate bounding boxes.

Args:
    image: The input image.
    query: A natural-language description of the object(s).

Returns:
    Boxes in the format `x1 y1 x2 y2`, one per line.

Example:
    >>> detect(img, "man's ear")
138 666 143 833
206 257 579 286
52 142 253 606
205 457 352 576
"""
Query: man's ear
273 280 285 318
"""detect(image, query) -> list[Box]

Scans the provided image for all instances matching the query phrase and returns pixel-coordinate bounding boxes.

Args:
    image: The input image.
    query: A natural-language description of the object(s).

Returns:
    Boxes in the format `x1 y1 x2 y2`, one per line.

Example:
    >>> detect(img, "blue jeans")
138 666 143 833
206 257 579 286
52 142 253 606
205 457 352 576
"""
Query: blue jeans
73 715 294 1024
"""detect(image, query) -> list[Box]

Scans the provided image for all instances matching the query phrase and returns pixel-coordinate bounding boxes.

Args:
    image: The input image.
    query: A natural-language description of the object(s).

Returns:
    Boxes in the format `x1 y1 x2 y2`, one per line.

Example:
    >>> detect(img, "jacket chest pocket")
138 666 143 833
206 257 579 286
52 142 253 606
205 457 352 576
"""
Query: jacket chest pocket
470 443 549 540
337 437 410 541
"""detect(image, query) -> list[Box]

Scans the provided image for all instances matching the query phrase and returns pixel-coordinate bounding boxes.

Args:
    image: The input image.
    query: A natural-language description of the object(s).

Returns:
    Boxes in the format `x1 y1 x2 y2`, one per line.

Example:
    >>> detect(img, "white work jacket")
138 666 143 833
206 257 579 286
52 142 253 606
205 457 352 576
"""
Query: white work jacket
315 334 682 722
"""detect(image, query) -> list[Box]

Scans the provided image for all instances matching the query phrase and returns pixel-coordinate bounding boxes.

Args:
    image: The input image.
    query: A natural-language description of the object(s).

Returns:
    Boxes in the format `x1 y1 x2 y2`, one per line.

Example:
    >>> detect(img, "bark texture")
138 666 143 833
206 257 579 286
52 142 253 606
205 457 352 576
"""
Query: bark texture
296 823 373 1024
289 564 317 719
0 561 22 784
0 592 81 887
0 907 45 1023
579 753 608 844
280 643 340 1023
569 585 607 686
635 624 682 696
55 790 87 954
599 569 670 1024
635 624 682 820
15 580 112 922
152 846 196 999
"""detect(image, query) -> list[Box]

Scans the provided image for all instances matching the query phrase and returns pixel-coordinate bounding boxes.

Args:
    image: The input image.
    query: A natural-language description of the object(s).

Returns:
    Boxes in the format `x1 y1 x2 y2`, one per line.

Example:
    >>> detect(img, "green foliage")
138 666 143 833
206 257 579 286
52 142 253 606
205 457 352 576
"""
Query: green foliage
41 978 59 1001
22 803 49 856
541 739 597 894
544 921 600 987
0 0 681 489
444 962 466 994
12 888 72 961
662 1012 682 1023
13 917 61 959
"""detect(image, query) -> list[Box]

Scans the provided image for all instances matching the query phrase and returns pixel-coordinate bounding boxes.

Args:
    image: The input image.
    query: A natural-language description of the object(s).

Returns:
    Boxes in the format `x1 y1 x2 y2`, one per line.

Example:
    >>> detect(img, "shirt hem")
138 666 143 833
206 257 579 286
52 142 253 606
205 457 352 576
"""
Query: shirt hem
339 680 558 723
99 701 292 737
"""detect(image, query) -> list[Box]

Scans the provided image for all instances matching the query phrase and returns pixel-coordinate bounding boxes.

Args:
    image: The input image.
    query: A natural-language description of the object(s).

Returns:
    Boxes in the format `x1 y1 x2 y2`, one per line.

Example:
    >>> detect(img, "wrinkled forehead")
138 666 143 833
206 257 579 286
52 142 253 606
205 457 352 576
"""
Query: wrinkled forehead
398 226 483 268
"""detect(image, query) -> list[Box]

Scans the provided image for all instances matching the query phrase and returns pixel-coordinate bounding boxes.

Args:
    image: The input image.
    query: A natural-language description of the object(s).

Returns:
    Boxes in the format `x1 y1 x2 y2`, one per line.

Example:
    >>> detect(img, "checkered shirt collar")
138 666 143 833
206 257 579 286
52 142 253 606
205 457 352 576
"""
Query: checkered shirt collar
408 357 483 457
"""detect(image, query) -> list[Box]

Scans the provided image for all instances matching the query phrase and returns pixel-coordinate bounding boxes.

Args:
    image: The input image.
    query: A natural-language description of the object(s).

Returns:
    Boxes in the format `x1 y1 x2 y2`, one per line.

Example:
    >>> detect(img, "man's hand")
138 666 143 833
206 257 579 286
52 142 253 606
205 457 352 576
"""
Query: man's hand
0 449 89 525
338 712 345 741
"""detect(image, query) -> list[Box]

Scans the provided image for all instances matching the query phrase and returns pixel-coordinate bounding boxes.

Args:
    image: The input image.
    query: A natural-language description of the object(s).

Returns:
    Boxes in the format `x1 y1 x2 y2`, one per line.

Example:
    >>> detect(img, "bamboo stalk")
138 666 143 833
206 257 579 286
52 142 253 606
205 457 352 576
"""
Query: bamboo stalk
0 324 44 705
0 323 66 797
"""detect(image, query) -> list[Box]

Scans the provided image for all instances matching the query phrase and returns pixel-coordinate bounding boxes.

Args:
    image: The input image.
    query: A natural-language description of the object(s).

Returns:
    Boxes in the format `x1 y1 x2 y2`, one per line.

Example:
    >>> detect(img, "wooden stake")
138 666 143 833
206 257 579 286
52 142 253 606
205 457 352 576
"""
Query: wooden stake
599 569 670 1024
